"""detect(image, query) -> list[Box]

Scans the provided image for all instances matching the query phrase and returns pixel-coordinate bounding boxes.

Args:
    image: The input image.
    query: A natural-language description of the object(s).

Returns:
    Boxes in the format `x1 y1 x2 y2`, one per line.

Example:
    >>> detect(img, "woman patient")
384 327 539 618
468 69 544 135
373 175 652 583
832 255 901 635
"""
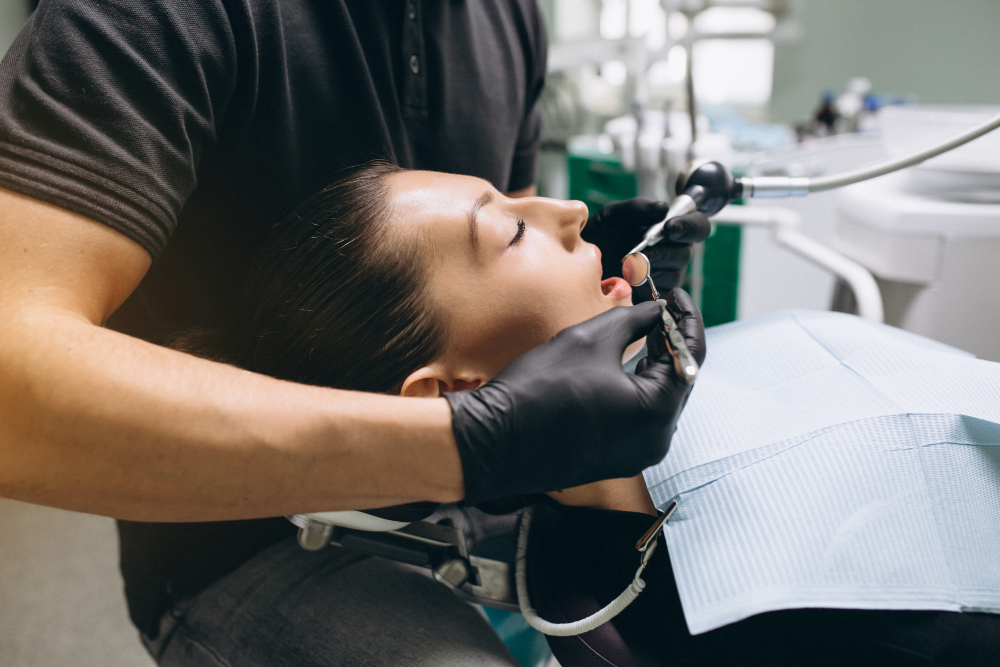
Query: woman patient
179 161 999 666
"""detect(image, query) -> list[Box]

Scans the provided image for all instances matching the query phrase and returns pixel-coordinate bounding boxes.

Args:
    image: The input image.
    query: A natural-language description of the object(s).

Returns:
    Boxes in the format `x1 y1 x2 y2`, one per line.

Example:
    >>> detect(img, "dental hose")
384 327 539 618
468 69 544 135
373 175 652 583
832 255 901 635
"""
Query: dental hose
631 111 1000 257
806 110 1000 192
515 506 659 637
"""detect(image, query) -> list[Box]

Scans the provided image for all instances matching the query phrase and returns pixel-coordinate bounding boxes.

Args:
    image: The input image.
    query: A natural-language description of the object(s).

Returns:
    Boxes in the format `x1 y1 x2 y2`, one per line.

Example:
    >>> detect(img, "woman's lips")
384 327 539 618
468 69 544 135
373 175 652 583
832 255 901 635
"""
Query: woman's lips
601 276 632 300
591 243 630 300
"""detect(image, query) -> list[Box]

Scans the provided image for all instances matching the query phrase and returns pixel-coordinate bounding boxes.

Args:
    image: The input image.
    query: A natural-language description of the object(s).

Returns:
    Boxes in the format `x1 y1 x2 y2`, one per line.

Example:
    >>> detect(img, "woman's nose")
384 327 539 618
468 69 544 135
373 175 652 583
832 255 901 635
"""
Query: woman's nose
514 197 589 251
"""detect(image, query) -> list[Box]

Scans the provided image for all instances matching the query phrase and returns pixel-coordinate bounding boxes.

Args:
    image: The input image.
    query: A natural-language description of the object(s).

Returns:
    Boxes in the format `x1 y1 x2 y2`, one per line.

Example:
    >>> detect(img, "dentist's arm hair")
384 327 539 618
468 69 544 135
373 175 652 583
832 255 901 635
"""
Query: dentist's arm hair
0 187 465 522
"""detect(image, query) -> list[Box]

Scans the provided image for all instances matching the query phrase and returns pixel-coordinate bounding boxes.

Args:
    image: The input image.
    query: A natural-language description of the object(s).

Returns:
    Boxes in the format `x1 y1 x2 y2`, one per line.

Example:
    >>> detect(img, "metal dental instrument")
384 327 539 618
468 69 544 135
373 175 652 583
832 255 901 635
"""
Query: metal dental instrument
622 251 661 300
627 110 1000 256
626 190 703 257
636 500 679 553
622 251 699 383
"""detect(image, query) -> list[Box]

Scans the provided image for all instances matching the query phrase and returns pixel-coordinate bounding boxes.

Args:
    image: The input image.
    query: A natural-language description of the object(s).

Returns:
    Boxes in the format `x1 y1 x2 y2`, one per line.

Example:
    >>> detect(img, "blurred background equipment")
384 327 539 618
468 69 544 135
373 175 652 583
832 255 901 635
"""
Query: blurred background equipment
535 0 1000 348
538 0 800 326
832 105 1000 361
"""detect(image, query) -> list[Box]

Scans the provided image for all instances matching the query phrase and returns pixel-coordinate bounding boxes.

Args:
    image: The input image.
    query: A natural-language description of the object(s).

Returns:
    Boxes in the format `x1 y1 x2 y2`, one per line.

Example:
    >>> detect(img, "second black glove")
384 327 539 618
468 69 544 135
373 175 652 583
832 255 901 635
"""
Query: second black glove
582 198 711 293
445 293 706 506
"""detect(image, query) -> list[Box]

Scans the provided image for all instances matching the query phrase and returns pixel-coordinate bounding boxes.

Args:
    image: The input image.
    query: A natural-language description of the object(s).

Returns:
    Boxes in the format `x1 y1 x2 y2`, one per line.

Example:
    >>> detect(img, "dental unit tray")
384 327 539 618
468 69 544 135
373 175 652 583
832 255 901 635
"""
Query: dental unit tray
288 513 522 611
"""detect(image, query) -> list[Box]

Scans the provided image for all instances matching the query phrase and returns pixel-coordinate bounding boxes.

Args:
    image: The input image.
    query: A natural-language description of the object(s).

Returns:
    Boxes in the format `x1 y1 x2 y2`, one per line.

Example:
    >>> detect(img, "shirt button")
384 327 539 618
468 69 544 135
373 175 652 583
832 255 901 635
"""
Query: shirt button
409 55 420 74
408 4 416 20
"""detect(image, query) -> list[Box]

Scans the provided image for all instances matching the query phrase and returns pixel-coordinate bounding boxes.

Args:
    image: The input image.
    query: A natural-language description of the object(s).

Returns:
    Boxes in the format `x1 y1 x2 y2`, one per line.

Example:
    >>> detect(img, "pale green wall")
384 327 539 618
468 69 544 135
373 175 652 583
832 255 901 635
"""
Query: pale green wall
772 0 1000 123
0 0 29 56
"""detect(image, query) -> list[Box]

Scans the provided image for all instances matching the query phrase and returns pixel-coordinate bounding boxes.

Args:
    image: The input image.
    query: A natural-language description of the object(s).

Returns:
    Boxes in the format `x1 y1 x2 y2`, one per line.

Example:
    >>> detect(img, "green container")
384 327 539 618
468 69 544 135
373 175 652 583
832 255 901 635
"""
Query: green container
699 224 741 327
568 148 638 214
567 140 741 327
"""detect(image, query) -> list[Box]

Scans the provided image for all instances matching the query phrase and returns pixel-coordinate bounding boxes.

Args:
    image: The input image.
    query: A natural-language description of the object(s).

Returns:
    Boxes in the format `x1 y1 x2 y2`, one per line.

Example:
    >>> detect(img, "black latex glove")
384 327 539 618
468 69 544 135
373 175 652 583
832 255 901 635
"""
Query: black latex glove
582 198 711 292
445 290 706 505
636 287 706 378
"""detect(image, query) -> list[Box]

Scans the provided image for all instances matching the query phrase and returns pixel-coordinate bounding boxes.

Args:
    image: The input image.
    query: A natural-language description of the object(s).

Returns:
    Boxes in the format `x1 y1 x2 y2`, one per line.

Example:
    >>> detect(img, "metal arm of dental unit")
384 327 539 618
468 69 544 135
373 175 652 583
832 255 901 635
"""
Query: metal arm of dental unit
289 511 523 612
710 205 885 324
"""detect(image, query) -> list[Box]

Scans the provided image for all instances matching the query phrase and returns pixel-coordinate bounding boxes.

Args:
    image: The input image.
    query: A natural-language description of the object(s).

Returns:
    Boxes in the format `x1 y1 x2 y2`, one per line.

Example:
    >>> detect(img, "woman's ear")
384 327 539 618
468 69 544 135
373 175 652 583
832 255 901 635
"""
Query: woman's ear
400 364 486 397
400 367 446 397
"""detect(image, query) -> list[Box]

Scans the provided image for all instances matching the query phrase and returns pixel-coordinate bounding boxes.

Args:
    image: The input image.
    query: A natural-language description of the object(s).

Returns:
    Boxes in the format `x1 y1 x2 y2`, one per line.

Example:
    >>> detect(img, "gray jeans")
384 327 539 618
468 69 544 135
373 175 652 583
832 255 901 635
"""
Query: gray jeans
141 527 520 666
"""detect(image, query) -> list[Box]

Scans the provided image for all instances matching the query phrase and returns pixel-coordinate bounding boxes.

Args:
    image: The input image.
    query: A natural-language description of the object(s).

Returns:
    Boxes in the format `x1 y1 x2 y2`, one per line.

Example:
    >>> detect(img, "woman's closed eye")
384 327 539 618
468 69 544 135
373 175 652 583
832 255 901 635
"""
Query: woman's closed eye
508 218 526 247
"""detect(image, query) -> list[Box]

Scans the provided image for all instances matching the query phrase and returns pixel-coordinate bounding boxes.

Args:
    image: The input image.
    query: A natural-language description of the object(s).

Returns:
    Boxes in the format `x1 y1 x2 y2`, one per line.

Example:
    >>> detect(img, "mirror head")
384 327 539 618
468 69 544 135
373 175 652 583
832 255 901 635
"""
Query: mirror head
622 252 651 288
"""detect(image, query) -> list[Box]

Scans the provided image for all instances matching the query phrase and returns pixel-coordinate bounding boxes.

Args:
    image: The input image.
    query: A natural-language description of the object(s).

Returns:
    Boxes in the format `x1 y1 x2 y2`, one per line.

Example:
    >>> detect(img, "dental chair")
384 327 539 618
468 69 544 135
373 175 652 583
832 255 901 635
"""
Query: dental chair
287 200 886 579
290 505 558 665
288 206 885 661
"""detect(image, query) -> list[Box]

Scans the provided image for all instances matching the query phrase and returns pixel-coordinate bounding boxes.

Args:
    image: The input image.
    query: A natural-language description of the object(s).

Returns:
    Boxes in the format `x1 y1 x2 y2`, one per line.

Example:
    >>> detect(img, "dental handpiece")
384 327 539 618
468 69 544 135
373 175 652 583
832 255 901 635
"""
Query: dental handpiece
625 194 701 257
635 111 1000 256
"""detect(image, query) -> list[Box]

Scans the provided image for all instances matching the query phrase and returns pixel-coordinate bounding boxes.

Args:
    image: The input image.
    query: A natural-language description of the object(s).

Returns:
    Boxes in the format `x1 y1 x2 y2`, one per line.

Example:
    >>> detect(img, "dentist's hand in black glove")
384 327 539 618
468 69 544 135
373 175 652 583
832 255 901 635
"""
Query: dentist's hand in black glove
445 290 706 505
582 198 711 292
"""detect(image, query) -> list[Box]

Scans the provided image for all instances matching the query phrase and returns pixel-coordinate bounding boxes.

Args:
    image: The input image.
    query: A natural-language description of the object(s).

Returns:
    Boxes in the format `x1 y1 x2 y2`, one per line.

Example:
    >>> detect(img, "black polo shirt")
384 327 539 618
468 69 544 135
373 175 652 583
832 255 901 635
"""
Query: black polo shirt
0 0 546 636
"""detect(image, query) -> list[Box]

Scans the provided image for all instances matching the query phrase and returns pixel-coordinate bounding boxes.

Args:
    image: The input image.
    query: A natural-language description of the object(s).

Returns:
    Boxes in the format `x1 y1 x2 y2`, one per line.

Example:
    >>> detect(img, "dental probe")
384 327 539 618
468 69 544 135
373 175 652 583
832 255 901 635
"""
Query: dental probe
627 110 1000 256
658 302 699 383
621 251 699 383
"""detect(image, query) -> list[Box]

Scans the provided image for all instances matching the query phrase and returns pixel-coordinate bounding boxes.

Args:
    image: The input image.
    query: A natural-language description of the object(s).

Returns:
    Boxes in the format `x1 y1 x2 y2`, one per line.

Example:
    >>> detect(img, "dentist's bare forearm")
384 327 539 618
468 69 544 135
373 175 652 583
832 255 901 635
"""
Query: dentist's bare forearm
0 189 464 521
0 317 463 521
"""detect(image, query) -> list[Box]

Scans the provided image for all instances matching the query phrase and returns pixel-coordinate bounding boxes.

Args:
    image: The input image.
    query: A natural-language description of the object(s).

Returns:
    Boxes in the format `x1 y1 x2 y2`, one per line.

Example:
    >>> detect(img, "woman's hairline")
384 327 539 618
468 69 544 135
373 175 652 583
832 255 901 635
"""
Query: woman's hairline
375 168 456 389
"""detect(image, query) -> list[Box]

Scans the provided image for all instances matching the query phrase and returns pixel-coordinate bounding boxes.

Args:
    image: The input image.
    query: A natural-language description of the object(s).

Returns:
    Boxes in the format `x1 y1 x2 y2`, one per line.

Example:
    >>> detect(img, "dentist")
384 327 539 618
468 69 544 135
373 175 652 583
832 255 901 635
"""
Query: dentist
0 1 707 664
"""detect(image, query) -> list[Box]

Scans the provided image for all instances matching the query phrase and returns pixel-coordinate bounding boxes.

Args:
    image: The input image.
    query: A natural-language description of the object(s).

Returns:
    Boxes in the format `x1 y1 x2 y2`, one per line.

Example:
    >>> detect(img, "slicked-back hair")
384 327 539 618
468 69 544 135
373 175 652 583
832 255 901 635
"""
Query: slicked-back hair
176 161 450 394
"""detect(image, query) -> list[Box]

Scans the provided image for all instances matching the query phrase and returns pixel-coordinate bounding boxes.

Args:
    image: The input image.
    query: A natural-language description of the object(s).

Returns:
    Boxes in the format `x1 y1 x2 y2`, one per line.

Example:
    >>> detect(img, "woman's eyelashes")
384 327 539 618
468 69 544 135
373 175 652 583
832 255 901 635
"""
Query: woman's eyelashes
508 219 526 247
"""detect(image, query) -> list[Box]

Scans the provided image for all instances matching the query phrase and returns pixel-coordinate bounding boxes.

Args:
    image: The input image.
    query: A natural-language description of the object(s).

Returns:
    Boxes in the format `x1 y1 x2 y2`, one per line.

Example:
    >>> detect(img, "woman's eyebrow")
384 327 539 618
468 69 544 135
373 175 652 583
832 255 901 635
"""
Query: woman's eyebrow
468 191 494 253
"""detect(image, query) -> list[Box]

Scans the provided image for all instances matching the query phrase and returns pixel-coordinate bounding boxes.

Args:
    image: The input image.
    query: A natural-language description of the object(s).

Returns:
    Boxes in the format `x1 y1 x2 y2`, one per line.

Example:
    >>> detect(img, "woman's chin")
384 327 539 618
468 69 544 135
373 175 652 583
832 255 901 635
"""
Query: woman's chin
600 276 633 305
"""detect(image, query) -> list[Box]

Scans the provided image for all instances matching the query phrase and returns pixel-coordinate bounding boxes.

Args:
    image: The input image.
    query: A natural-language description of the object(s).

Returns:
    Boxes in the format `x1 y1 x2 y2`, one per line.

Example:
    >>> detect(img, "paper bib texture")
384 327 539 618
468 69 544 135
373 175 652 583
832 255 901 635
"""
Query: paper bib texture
643 310 1000 634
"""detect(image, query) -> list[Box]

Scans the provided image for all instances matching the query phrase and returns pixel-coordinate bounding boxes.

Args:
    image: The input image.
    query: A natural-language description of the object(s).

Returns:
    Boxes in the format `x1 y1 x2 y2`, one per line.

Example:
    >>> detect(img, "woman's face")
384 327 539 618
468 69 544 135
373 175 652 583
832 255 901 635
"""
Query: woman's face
388 170 636 389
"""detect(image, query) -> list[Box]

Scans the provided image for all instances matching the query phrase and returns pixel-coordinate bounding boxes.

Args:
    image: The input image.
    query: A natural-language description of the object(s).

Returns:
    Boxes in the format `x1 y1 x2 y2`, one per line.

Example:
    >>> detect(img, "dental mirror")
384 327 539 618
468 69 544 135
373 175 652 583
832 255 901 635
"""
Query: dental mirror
622 252 659 300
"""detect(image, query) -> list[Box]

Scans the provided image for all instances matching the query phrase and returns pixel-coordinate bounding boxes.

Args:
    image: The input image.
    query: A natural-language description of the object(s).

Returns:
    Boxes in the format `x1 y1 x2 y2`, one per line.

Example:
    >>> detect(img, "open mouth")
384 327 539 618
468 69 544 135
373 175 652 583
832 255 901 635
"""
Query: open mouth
601 276 632 300
590 243 632 300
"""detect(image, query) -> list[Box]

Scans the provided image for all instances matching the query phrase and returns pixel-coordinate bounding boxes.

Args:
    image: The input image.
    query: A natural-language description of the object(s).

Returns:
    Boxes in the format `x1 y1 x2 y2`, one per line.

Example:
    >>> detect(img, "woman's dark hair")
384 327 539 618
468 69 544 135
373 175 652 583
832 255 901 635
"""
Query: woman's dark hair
175 160 449 394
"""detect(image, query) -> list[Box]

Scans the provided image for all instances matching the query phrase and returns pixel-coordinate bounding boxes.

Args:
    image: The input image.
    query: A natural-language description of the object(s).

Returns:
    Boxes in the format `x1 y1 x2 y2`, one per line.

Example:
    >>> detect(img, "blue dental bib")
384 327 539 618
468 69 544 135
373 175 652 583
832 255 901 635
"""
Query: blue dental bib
642 310 1000 634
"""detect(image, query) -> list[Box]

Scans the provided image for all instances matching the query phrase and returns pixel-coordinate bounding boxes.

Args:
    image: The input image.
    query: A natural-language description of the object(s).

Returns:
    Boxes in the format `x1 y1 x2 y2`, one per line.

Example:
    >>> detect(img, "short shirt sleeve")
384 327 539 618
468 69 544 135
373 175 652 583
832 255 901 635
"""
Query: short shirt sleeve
0 0 239 258
507 0 548 193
